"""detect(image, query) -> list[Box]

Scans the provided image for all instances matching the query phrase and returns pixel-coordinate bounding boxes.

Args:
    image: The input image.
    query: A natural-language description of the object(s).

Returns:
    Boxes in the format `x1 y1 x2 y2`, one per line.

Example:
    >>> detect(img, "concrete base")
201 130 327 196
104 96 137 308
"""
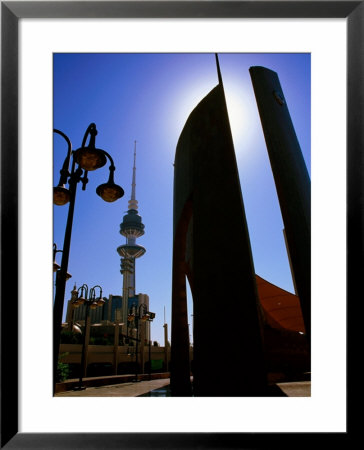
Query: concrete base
55 372 170 393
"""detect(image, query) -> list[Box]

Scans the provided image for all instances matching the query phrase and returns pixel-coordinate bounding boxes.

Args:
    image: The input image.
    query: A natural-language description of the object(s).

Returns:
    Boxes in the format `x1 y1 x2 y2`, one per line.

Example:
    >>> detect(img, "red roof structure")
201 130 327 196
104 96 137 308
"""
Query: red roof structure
256 275 305 333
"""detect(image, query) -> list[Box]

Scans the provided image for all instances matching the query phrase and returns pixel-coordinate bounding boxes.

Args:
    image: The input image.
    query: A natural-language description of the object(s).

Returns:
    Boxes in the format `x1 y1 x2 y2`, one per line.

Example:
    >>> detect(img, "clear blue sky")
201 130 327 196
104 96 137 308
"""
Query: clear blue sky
53 53 310 345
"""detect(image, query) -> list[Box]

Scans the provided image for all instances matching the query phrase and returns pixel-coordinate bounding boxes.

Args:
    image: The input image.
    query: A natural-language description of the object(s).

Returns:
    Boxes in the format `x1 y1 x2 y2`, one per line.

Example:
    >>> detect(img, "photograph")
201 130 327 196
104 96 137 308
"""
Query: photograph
53 52 311 399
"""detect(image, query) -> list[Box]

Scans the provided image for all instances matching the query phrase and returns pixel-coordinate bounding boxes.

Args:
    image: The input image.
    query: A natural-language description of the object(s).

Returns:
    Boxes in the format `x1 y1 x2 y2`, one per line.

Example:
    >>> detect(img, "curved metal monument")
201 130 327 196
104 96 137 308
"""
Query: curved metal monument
249 66 311 346
171 59 267 396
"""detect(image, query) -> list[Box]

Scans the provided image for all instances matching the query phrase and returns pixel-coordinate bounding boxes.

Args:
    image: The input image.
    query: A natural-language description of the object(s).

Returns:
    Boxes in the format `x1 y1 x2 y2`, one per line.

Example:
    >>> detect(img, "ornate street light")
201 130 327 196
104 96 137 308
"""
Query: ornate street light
53 123 124 205
72 284 105 390
127 304 155 382
53 124 124 394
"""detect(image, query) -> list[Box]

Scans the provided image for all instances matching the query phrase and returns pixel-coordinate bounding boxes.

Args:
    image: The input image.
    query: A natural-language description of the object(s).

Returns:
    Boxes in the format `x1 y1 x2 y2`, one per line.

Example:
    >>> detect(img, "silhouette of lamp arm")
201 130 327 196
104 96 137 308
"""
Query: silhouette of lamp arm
53 243 72 280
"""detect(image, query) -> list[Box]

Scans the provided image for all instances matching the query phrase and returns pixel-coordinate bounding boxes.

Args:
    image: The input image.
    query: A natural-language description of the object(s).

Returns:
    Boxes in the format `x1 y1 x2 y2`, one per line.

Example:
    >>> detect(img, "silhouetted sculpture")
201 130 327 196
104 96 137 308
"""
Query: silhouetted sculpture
171 60 267 396
249 66 311 347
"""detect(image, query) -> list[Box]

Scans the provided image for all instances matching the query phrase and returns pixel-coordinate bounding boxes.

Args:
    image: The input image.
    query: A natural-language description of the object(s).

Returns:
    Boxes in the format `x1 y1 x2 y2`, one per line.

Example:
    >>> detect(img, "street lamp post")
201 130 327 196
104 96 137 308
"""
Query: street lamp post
127 304 155 382
147 312 155 380
148 337 152 380
53 123 124 394
71 284 105 390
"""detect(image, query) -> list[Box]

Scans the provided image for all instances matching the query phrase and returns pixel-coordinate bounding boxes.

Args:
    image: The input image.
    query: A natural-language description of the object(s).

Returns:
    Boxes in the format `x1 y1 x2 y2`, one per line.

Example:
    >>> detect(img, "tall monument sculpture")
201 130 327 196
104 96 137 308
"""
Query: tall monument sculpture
171 56 267 396
249 66 311 346
117 142 146 335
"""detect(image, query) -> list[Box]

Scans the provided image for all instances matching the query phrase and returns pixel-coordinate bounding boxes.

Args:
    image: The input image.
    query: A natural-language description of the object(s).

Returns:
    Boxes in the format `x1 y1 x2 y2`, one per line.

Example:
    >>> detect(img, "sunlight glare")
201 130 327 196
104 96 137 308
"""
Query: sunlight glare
169 81 215 143
224 81 260 160
166 72 261 167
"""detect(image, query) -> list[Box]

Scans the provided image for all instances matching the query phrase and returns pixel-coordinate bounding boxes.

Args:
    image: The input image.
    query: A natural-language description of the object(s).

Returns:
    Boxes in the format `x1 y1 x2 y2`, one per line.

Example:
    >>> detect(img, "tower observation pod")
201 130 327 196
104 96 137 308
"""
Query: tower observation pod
117 141 146 330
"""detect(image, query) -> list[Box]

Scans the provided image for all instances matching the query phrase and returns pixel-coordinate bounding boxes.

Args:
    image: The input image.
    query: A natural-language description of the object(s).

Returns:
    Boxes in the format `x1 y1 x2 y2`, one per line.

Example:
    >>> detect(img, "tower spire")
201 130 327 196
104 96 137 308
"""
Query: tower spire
128 140 138 210
117 141 146 330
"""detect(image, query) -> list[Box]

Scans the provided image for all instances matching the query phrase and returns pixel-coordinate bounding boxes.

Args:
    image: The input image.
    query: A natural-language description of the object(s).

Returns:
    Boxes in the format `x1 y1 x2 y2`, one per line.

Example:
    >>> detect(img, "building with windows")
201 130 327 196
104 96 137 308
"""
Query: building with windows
65 293 149 326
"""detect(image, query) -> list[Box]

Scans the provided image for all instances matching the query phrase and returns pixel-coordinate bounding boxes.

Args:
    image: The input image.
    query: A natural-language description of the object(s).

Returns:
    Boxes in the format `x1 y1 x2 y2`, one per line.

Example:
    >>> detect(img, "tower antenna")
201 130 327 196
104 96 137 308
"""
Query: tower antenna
130 140 137 206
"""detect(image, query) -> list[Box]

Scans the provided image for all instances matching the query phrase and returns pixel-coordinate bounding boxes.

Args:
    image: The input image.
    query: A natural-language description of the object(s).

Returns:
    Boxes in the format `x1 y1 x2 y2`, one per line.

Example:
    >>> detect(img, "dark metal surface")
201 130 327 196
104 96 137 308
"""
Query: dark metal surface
1 0 357 448
250 66 311 345
171 83 267 396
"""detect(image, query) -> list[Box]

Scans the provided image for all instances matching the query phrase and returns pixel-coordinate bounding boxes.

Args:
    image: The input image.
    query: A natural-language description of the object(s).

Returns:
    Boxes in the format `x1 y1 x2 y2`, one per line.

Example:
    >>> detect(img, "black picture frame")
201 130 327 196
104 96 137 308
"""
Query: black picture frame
1 1 358 448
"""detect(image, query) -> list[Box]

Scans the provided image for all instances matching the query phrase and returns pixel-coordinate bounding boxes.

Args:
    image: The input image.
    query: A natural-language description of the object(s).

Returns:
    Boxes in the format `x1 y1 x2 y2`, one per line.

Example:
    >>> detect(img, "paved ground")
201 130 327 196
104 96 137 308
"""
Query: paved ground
277 381 311 397
55 378 171 397
55 378 310 397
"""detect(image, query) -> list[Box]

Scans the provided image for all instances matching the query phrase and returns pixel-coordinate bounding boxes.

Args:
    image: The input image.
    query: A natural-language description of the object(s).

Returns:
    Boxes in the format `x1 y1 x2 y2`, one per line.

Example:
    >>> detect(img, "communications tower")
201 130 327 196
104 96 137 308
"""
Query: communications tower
117 142 146 330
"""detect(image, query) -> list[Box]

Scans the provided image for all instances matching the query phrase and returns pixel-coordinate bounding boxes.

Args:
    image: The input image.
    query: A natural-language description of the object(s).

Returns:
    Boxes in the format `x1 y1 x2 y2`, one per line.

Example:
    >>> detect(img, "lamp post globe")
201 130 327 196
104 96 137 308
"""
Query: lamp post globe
73 123 107 171
53 186 71 206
